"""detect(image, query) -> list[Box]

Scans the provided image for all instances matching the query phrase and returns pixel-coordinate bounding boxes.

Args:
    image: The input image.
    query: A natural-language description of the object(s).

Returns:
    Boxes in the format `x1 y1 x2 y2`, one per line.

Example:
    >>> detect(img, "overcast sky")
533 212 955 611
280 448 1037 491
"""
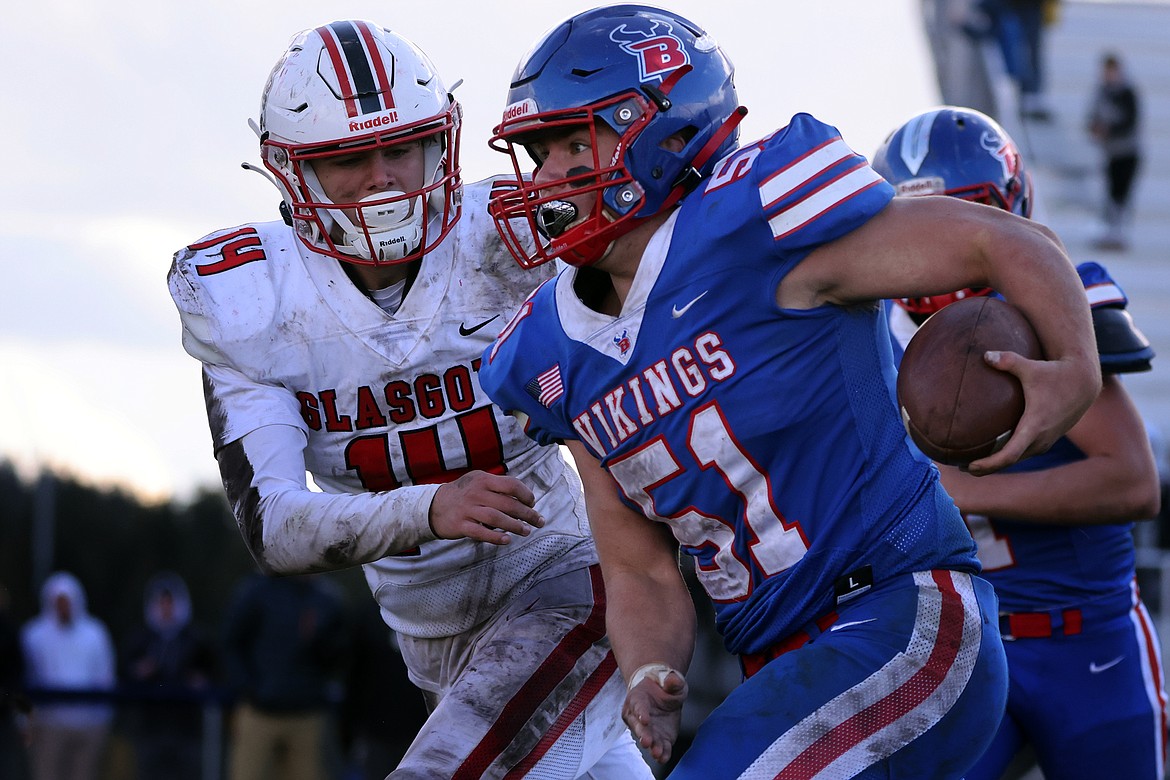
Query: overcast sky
0 0 939 503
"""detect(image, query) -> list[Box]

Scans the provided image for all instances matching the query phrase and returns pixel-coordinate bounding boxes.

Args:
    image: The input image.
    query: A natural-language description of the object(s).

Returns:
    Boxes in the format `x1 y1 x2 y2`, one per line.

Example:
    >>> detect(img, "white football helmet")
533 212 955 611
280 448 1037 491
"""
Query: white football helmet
258 20 462 266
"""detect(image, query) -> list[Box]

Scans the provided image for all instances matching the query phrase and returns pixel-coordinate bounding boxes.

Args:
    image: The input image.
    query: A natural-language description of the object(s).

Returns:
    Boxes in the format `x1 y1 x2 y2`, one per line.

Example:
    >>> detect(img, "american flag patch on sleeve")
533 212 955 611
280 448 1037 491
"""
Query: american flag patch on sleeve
525 364 564 408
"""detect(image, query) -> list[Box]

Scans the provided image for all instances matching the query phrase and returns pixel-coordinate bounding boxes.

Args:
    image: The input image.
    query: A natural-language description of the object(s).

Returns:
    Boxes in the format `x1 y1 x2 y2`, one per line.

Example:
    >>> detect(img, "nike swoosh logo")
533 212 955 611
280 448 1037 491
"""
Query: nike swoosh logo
829 618 877 632
459 315 499 337
1089 656 1125 674
671 291 708 319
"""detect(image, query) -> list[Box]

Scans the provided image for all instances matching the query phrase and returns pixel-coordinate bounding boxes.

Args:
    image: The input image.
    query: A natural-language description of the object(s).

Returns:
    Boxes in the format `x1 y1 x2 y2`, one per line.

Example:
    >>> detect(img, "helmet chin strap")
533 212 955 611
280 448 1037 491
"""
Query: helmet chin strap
298 163 426 263
338 192 424 262
660 105 749 211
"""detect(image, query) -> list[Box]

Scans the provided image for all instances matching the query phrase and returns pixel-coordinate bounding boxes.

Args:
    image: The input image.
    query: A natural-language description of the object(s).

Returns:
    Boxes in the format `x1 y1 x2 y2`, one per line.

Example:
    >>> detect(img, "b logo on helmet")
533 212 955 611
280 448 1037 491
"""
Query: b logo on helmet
609 20 690 83
979 132 1021 180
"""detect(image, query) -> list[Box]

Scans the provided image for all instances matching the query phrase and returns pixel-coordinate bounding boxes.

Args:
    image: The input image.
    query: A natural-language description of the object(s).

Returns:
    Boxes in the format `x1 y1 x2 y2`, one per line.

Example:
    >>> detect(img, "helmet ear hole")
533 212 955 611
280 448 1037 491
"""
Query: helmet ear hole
662 127 696 153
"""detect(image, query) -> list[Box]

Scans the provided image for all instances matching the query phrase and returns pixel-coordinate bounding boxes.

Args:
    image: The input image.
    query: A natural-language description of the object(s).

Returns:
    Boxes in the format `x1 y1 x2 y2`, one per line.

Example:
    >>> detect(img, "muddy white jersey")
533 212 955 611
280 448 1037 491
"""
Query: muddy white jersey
169 178 595 638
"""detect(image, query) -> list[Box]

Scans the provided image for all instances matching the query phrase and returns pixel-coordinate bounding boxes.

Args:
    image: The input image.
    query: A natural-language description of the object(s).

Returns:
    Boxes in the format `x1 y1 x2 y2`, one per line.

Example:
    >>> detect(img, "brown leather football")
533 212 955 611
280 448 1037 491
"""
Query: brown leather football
897 296 1042 466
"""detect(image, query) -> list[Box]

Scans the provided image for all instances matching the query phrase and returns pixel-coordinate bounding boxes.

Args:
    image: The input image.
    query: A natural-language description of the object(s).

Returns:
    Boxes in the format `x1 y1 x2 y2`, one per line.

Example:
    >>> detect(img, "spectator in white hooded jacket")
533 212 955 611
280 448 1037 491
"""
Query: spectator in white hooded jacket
20 571 116 780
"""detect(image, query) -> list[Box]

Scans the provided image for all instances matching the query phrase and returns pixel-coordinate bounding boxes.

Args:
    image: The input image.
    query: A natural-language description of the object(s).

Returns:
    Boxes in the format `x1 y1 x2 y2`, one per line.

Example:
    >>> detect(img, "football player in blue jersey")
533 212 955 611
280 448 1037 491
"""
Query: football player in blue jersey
875 105 1167 780
476 6 1103 778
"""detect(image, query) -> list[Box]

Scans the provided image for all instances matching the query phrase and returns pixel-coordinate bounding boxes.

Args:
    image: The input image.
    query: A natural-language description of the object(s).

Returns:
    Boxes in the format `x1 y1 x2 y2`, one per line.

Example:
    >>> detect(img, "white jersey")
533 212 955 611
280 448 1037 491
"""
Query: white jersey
169 178 596 638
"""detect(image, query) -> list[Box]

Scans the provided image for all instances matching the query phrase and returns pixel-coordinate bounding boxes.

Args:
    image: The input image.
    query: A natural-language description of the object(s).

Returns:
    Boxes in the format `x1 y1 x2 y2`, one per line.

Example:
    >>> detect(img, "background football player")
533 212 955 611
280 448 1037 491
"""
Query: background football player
875 105 1166 780
478 5 1101 778
167 19 653 779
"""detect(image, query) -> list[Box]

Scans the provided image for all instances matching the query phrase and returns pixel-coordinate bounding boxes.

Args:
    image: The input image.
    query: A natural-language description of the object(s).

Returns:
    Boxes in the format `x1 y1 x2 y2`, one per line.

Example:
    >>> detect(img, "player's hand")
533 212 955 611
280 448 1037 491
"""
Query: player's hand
428 471 545 545
967 350 1098 475
623 668 688 765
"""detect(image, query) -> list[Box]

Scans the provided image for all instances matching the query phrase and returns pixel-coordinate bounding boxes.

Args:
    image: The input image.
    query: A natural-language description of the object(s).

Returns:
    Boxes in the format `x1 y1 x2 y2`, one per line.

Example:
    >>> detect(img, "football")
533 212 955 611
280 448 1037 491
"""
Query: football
896 296 1042 466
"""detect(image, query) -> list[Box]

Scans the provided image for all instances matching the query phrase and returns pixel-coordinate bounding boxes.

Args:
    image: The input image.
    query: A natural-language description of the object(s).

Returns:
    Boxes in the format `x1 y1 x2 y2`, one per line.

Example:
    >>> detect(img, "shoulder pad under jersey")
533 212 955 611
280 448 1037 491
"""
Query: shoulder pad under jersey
1079 261 1154 373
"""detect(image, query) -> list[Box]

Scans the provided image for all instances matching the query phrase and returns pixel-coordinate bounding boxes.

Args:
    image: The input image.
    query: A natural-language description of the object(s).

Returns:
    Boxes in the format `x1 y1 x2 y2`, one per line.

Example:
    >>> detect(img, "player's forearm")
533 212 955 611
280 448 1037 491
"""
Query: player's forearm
939 377 1161 524
250 483 439 574
217 426 440 574
603 566 696 682
989 222 1097 371
945 461 1159 525
565 440 697 678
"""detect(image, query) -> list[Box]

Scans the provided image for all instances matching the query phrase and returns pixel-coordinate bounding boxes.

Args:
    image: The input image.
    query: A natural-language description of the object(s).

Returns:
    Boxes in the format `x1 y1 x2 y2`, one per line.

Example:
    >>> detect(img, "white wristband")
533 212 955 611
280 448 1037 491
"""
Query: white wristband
627 662 682 692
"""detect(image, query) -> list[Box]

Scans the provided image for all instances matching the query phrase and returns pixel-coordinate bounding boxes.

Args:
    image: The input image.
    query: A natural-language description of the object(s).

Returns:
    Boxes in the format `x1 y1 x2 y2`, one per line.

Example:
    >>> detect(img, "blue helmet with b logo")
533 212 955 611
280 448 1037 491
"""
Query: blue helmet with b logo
488 5 743 267
872 106 1031 218
872 106 1032 316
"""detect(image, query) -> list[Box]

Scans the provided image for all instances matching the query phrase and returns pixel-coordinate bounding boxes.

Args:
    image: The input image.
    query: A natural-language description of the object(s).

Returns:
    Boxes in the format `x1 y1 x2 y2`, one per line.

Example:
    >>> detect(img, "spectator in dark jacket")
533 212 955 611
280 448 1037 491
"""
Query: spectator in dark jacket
1088 51 1142 250
223 573 349 780
122 572 217 780
0 583 29 780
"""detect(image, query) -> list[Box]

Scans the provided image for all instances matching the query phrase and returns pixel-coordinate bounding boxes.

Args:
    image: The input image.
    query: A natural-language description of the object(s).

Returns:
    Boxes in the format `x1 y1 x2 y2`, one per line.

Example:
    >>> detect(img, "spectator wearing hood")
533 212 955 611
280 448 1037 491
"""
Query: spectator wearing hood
122 571 218 780
20 571 116 780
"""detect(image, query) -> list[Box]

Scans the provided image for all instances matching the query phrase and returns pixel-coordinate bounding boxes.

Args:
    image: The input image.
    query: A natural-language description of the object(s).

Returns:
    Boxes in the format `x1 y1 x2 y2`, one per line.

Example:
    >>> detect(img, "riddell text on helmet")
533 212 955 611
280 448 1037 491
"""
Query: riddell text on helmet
349 111 400 132
501 99 537 123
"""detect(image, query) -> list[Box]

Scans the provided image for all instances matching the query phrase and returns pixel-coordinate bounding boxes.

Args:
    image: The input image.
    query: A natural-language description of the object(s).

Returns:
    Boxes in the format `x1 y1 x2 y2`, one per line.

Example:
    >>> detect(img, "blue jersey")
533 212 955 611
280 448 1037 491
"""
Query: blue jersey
888 262 1142 616
889 266 1166 780
481 114 979 656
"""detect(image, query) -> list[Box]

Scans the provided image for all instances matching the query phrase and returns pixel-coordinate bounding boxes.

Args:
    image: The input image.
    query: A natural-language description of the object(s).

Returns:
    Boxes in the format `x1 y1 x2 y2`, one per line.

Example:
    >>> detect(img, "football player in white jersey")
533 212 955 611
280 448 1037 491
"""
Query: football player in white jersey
167 20 653 779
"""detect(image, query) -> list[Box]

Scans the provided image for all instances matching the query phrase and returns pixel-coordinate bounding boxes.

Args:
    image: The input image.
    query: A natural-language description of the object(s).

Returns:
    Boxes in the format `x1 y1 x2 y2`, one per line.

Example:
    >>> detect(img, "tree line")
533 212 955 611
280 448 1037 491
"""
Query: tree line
0 461 370 644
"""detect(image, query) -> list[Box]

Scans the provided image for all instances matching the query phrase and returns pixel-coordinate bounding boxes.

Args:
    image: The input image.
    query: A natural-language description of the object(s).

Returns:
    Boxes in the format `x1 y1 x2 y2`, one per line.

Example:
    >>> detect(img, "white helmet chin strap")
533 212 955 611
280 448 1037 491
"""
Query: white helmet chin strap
337 192 424 263
298 163 425 263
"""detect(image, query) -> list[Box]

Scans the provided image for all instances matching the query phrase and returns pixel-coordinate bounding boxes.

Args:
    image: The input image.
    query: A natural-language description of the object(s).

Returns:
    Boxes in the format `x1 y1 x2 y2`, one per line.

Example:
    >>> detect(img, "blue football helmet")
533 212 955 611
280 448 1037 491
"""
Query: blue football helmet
488 5 742 268
872 106 1032 316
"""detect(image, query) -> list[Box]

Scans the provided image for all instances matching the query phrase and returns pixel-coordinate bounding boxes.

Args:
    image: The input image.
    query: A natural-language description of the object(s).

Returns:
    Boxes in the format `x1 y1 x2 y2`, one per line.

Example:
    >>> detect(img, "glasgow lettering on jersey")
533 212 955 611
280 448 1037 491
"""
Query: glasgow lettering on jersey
296 363 479 431
572 331 736 457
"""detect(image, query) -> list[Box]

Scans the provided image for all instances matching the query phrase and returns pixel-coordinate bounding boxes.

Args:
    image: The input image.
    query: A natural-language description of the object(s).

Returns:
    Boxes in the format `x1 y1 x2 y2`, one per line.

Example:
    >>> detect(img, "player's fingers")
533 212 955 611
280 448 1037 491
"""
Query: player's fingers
466 473 544 527
982 348 1033 378
494 494 545 528
966 442 1021 475
624 686 681 764
625 716 670 764
447 520 512 546
964 415 1032 474
429 473 545 540
967 411 1051 475
468 490 544 531
660 670 688 696
477 471 538 507
467 506 540 537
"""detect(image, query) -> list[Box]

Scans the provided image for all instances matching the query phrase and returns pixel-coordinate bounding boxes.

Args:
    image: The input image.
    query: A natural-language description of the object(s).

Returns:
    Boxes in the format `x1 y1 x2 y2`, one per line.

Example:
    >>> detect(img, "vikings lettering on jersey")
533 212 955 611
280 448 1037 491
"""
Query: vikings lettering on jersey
480 114 980 656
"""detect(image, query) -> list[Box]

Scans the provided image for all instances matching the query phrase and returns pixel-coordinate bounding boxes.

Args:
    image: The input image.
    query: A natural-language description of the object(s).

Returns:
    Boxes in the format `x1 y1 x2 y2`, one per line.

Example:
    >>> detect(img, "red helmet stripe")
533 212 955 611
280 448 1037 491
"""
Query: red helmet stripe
316 24 360 118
